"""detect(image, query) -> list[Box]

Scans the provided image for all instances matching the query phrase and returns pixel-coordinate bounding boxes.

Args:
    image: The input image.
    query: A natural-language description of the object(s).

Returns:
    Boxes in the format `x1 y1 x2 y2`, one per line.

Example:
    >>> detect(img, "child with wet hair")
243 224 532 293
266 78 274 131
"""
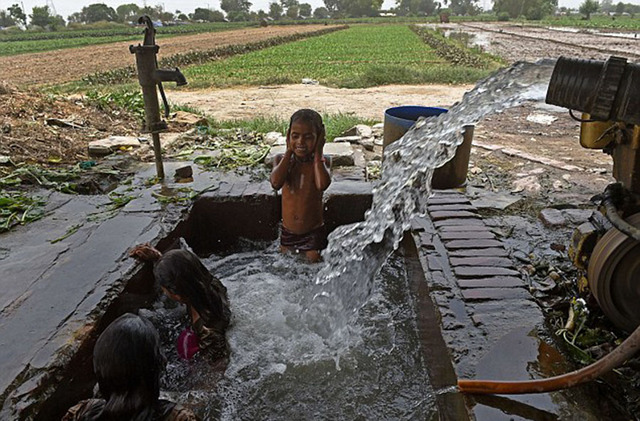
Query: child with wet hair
62 313 199 421
270 109 331 263
129 244 231 360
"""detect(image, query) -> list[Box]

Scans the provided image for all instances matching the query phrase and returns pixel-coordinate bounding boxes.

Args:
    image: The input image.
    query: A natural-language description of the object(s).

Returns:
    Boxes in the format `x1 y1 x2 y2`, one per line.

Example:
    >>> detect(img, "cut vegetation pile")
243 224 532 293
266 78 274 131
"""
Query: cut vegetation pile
0 82 139 165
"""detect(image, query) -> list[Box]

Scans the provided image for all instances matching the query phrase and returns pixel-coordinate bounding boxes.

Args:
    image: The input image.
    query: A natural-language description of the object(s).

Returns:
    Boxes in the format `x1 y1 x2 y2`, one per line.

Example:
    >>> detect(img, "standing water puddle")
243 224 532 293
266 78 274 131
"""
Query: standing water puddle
145 60 555 419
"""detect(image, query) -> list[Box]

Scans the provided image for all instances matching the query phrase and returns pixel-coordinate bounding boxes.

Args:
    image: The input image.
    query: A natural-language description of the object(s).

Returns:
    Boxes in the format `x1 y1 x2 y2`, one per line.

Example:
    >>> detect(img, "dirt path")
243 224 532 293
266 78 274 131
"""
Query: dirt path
0 25 333 87
167 83 474 121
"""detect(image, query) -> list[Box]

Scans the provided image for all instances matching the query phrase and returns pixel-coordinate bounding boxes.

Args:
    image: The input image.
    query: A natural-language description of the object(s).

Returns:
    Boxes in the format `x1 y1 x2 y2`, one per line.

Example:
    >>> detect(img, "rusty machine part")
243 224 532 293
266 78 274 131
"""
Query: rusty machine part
130 16 187 179
588 212 640 333
457 56 640 396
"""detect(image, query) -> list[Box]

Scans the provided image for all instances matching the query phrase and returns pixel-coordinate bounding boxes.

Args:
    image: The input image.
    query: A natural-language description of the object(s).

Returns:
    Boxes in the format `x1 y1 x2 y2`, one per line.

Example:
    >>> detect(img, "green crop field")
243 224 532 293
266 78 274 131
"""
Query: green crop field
540 15 640 30
183 25 495 89
0 35 140 56
0 22 251 56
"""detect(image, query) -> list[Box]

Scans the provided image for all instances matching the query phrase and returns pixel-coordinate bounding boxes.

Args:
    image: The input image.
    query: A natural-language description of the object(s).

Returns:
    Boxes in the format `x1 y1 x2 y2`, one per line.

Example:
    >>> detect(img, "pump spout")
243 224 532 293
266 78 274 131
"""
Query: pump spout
154 68 187 86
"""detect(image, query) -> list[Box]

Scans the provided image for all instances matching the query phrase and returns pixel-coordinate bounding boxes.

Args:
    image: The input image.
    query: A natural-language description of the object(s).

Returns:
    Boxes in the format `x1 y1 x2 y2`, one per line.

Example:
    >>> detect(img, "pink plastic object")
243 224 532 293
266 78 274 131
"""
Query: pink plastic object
177 328 200 360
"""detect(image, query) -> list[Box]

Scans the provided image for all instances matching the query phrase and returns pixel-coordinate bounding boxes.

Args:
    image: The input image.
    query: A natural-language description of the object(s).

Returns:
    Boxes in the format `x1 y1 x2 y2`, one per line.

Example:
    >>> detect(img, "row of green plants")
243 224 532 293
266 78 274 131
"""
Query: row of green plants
410 25 503 70
181 24 493 89
540 14 640 30
0 21 251 42
82 25 347 86
0 34 136 56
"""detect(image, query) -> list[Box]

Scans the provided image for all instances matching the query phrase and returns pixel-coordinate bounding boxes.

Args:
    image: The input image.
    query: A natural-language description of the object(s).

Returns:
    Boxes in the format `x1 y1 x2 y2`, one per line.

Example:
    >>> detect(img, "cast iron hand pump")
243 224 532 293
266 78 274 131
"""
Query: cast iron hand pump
130 15 187 179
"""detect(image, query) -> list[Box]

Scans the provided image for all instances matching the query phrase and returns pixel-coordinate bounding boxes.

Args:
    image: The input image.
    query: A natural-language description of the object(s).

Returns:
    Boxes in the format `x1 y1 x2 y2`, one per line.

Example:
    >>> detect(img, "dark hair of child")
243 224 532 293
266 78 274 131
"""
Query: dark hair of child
129 244 230 335
289 109 324 135
85 313 166 420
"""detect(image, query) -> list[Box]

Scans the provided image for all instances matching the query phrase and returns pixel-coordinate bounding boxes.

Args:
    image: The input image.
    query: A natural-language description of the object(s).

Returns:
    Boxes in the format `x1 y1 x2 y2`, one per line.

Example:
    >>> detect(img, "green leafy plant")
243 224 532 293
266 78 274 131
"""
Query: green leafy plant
0 191 46 232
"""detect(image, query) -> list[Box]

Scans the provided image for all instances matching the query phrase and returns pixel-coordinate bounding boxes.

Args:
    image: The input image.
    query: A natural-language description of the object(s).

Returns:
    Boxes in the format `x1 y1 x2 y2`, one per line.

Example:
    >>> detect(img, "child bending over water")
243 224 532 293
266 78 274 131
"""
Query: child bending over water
62 313 199 421
270 109 331 263
129 244 231 360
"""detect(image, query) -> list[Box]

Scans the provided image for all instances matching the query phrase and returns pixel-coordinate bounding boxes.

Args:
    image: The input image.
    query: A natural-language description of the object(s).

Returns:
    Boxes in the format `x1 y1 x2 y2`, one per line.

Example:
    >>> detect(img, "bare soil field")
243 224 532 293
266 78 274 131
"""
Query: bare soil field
167 83 474 121
0 24 332 87
459 22 640 63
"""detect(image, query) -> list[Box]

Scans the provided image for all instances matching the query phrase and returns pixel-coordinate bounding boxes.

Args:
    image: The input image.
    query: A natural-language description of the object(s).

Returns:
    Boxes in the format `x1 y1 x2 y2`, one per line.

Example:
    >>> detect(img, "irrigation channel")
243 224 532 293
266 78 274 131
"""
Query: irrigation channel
35 60 559 419
150 60 555 419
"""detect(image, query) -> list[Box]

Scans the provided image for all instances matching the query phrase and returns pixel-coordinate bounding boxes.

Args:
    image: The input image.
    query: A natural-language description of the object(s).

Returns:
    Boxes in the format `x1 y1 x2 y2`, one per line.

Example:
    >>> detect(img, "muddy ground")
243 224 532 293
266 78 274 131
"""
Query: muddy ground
1 21 639 417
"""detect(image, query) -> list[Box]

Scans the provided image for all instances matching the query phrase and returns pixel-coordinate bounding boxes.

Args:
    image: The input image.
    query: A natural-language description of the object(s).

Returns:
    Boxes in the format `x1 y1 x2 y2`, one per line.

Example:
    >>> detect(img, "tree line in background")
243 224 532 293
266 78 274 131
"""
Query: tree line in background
0 0 639 30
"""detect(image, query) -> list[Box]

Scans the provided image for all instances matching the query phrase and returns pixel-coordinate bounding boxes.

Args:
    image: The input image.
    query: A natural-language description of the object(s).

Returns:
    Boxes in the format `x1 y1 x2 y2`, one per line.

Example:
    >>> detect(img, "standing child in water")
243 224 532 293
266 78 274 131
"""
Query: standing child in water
129 244 231 361
270 109 331 262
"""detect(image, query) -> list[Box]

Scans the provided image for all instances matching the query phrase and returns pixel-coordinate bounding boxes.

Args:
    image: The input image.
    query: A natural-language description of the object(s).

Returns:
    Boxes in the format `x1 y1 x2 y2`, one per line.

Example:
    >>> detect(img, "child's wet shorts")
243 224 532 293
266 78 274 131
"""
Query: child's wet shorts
281 224 328 252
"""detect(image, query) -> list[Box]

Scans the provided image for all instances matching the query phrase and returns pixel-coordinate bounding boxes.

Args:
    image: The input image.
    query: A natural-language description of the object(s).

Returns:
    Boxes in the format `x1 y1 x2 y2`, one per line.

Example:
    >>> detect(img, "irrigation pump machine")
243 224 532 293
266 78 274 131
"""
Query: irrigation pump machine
546 55 640 333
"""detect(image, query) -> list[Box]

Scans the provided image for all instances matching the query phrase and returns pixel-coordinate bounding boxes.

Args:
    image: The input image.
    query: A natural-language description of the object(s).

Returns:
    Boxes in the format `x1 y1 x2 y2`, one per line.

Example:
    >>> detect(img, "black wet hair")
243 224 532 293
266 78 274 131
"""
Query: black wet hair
92 313 166 420
289 109 324 136
153 249 229 331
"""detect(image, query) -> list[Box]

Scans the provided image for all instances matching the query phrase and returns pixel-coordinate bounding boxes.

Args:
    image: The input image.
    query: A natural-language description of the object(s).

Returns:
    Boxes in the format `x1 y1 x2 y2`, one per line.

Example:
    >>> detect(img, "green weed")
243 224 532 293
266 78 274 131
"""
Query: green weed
85 89 145 120
0 191 46 232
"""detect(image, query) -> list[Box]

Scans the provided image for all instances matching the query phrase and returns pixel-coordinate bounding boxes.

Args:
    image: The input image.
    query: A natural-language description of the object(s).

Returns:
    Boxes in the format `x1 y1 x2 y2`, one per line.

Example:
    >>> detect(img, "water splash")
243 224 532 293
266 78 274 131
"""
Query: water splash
314 59 556 325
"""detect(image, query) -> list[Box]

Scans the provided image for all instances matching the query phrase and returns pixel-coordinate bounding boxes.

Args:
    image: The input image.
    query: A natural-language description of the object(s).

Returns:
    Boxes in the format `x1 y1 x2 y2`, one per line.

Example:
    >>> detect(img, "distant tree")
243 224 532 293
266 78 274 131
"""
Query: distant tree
299 2 312 16
0 10 16 26
493 0 555 19
220 0 252 14
79 3 118 23
115 3 140 22
323 0 339 14
269 2 283 19
615 1 625 12
600 0 612 12
30 5 54 27
343 0 383 16
190 7 225 21
579 0 599 19
177 12 189 20
227 10 251 20
8 3 26 27
286 4 299 17
257 9 268 18
50 14 65 29
448 0 481 15
395 0 438 15
313 6 330 17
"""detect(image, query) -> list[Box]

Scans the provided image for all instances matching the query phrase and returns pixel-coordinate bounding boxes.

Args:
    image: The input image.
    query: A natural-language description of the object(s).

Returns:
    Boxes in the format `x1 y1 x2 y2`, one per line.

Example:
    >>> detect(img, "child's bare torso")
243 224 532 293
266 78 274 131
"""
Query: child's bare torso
281 157 324 234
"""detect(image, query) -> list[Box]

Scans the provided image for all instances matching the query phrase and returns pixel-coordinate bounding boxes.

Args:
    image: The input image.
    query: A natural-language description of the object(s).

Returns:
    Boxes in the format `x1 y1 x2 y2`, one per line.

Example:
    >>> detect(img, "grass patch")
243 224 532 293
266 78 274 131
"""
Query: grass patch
202 112 377 142
183 24 492 88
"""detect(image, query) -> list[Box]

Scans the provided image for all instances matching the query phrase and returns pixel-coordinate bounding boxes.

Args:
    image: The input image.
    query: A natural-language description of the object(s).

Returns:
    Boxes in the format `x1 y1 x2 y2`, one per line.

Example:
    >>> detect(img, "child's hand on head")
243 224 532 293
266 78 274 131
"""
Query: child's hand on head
315 125 326 157
285 129 293 155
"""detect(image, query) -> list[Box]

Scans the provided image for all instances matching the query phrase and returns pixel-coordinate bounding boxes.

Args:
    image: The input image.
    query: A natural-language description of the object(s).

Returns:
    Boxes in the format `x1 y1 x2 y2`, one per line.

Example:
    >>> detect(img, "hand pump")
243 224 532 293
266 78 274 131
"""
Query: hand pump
129 15 187 179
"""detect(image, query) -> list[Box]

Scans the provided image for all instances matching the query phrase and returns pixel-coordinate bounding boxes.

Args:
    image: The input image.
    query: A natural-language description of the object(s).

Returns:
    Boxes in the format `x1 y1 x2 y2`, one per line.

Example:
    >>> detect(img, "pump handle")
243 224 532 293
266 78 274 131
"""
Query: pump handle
138 15 156 46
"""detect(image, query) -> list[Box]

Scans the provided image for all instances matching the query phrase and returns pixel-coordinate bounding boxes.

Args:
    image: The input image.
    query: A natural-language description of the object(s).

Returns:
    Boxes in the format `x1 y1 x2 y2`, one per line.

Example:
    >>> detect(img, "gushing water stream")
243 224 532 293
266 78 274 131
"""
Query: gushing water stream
315 59 555 324
148 60 556 419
